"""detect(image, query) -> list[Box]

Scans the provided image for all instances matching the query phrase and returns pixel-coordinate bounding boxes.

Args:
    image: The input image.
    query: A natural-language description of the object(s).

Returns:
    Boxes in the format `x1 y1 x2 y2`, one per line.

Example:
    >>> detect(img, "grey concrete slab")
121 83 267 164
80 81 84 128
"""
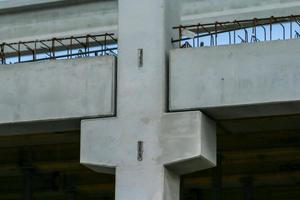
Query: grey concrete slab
0 56 116 125
170 39 300 119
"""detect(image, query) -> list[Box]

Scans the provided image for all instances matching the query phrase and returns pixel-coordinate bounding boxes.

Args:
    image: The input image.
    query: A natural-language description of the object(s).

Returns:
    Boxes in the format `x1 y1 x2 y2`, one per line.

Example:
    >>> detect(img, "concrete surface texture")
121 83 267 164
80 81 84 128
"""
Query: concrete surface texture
0 56 115 125
170 39 300 119
80 0 216 199
1 0 300 42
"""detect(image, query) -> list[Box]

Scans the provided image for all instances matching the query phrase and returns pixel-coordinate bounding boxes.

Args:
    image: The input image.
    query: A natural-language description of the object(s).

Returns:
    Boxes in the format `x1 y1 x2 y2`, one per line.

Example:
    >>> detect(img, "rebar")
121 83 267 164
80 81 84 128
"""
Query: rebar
0 33 118 65
172 15 300 48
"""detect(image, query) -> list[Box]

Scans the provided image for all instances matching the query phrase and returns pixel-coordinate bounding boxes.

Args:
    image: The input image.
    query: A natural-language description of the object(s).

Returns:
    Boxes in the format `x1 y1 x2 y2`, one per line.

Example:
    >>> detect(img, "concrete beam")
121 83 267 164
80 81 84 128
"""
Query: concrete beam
170 39 300 119
0 56 116 126
0 0 118 43
182 0 300 25
1 0 300 42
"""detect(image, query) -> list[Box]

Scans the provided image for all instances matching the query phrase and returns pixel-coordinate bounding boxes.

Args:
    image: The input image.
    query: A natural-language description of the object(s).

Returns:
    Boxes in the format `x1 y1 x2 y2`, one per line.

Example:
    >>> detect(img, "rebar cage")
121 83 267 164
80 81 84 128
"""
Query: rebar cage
0 33 118 65
172 15 300 48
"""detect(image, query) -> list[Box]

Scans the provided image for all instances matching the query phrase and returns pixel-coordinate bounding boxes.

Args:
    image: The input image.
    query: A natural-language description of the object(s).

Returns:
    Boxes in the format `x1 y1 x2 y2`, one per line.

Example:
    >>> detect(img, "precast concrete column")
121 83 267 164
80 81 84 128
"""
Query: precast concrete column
80 0 217 199
115 1 188 199
118 0 180 117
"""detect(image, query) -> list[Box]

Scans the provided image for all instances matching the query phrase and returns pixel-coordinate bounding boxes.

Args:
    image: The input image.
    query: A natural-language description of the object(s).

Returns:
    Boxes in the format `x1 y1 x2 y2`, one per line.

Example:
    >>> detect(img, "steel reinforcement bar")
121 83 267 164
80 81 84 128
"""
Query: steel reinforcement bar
172 15 300 48
0 33 118 65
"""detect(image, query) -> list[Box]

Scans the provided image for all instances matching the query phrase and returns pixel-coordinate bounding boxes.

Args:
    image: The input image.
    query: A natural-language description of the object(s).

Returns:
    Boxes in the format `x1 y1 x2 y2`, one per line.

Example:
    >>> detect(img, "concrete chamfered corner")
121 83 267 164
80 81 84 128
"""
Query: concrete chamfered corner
161 112 216 175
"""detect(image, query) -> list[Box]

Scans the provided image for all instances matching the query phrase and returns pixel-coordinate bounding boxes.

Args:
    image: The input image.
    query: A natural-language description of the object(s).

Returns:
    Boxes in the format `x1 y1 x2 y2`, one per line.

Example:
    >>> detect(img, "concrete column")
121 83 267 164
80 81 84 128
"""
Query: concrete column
80 0 216 199
116 0 180 197
118 0 180 116
115 1 182 197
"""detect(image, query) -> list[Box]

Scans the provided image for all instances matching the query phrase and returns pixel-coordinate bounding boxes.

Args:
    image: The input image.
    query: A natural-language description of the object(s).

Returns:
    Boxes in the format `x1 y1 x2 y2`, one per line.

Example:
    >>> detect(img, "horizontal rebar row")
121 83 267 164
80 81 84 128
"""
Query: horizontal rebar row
0 33 118 65
172 15 300 48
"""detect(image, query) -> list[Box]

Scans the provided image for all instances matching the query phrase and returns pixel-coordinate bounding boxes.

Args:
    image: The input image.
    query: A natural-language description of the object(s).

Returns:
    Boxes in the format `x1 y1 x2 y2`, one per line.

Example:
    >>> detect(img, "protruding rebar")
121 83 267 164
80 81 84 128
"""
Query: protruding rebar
172 14 300 48
0 33 117 65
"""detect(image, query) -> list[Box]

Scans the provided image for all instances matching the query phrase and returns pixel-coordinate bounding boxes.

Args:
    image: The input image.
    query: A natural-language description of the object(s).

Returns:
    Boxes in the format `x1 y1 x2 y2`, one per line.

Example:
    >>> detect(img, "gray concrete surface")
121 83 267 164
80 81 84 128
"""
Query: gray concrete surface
170 39 300 119
1 0 300 42
80 0 216 199
0 56 116 125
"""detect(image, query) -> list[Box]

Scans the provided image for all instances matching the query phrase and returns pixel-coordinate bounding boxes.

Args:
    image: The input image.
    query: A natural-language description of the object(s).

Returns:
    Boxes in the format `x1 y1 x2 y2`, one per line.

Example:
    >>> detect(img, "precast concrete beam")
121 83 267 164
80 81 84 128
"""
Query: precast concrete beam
182 0 300 25
170 39 300 119
1 0 300 42
0 56 116 126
